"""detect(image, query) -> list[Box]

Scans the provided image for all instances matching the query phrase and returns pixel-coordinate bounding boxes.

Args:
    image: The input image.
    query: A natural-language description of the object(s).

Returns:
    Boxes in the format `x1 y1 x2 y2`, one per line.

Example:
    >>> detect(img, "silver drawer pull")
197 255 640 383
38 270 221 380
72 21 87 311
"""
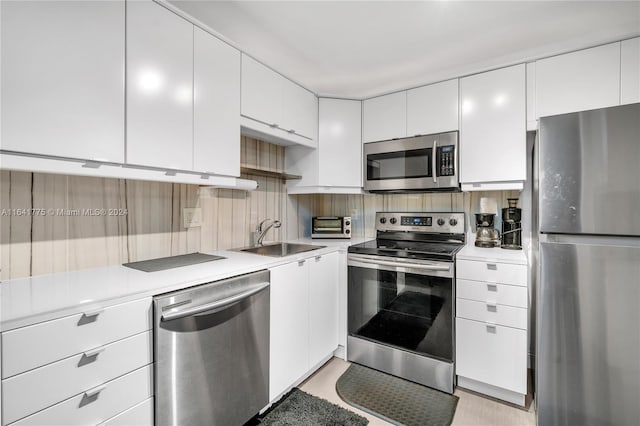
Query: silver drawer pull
78 346 105 367
486 263 497 270
315 255 322 261
269 123 279 128
298 260 306 266
78 308 104 326
486 302 498 311
487 283 498 291
485 322 497 332
83 346 106 359
288 129 296 134
80 384 107 407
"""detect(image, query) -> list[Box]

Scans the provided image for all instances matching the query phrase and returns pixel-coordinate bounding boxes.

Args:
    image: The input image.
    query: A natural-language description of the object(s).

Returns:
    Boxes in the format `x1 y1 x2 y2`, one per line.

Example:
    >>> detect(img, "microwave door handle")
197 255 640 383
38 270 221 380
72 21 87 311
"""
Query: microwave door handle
432 140 438 183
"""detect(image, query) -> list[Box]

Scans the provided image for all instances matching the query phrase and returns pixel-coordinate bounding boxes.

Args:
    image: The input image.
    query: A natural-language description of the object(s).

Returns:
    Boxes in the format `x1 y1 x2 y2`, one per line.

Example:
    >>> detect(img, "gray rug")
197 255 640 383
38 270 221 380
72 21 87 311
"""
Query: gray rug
260 388 368 426
336 364 458 426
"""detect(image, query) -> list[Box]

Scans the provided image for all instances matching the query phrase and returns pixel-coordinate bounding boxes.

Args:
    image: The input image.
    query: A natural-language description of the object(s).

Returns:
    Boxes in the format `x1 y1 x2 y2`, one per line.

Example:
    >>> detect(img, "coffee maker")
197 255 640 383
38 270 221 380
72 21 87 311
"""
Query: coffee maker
501 198 522 250
475 213 500 248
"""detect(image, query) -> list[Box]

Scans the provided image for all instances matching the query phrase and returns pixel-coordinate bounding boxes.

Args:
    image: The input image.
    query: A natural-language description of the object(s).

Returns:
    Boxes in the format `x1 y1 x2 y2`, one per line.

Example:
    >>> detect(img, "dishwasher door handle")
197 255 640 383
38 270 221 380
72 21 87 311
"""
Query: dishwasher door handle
161 282 269 322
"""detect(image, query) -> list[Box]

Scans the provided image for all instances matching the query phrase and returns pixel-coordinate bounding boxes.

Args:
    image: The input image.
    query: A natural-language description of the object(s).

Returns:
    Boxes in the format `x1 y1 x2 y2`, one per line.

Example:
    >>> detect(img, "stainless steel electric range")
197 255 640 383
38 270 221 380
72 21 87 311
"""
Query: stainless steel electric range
347 212 465 394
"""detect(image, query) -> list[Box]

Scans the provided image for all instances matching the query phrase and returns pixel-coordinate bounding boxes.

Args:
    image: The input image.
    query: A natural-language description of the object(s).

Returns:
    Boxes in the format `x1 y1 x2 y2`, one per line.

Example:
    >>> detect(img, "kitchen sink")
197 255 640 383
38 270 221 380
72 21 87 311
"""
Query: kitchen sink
238 242 325 257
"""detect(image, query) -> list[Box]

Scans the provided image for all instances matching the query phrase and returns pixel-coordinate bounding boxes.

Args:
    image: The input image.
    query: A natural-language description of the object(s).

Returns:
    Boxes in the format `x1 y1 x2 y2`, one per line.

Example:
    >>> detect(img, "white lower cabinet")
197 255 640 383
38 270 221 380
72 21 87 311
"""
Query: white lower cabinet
269 259 310 401
10 365 153 426
1 298 153 426
309 252 339 367
99 398 153 426
455 252 528 406
269 251 339 401
456 318 527 394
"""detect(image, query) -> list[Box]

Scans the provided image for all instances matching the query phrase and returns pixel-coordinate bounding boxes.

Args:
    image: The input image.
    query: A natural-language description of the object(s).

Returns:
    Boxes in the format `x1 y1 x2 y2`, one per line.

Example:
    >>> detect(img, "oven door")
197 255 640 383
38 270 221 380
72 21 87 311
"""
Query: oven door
347 254 454 362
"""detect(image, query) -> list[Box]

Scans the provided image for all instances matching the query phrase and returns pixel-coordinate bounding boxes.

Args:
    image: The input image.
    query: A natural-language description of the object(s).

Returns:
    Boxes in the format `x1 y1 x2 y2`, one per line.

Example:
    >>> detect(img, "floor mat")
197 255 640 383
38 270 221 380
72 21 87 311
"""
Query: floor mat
336 364 458 426
259 388 368 426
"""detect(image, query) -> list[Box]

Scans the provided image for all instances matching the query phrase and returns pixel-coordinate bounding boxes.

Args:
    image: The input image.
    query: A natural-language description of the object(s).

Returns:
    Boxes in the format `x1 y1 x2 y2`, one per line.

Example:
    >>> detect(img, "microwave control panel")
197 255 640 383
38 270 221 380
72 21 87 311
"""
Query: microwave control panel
437 145 456 177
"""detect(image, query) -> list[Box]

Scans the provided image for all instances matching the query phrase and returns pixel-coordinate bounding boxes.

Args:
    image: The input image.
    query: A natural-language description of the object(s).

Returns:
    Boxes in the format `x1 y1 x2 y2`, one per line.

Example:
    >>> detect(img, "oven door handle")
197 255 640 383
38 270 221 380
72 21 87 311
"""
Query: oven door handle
349 257 451 272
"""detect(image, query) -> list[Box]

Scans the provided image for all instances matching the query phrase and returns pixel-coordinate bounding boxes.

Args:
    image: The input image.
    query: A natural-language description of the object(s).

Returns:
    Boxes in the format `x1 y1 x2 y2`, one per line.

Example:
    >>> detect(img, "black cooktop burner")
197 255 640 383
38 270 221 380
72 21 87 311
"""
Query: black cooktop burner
348 238 464 261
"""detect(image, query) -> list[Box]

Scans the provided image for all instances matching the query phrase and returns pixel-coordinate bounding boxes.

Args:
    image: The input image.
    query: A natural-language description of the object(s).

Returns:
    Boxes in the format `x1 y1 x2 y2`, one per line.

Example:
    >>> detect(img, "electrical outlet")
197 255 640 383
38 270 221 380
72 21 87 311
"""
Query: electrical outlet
183 208 202 228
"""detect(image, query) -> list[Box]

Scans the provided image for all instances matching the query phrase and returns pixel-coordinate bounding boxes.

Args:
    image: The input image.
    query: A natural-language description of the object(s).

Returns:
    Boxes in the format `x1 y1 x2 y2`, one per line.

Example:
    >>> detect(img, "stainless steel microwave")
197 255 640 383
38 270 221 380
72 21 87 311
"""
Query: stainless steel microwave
312 216 351 239
363 131 460 192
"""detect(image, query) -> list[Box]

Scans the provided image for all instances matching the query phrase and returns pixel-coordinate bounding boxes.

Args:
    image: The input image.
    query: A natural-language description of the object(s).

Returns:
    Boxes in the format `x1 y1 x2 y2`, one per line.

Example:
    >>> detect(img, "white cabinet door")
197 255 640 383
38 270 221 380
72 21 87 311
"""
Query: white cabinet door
1 1 124 162
241 54 282 128
193 27 241 177
536 43 621 118
621 37 640 105
406 79 459 136
269 260 309 401
363 91 407 143
456 318 527 394
308 252 339 367
126 0 193 171
282 81 318 140
318 98 362 187
460 64 526 184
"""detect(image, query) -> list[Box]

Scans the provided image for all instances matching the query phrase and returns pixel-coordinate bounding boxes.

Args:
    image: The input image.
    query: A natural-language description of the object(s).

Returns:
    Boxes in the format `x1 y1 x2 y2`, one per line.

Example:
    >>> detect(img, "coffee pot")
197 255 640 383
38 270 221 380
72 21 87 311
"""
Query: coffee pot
475 213 500 248
501 198 522 250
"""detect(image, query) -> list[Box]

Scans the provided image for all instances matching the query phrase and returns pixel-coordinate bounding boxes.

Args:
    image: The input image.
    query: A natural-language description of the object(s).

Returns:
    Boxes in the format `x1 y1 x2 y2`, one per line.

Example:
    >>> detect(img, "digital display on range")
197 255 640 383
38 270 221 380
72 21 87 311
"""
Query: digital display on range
401 216 432 226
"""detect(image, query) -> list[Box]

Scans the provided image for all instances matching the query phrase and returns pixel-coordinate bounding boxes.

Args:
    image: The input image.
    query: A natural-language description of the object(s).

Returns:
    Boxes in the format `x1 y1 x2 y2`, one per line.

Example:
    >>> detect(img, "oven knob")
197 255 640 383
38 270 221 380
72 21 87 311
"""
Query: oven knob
437 218 445 226
379 217 386 224
390 217 397 224
449 218 458 226
345 220 351 226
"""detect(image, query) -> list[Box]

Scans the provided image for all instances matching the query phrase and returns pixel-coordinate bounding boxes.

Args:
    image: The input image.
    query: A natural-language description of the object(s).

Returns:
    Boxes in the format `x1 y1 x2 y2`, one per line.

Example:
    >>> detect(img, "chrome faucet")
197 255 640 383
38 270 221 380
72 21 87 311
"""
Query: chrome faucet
253 218 281 246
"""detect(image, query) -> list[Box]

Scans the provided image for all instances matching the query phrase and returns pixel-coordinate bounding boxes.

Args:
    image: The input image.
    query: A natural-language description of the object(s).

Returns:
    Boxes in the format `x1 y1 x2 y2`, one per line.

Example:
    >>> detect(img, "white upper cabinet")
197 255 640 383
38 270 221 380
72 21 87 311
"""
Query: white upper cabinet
318 99 362 187
126 0 193 171
286 98 362 193
460 64 526 188
241 55 282 128
241 54 317 145
363 91 407 143
193 27 241 177
406 79 459 136
281 82 318 140
1 1 125 162
621 37 640 105
536 43 621 118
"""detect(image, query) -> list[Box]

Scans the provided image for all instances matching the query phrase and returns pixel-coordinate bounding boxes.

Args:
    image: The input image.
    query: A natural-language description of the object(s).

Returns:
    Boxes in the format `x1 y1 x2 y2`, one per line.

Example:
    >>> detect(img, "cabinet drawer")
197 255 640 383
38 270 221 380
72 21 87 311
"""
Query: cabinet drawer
456 318 527 394
456 259 526 286
3 331 151 424
99 398 153 426
10 365 152 426
456 298 527 329
2 298 152 378
457 279 527 308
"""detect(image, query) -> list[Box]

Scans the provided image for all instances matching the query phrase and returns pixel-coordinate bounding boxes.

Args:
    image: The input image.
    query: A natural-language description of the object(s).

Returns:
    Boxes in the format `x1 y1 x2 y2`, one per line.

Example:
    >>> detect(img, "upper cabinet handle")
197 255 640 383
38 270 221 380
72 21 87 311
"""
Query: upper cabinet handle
269 123 279 128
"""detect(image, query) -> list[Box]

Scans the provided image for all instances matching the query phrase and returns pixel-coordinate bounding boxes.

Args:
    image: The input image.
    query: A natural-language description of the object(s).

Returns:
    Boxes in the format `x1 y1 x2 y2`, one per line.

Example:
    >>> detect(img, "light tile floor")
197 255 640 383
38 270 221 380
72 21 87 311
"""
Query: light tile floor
300 358 536 426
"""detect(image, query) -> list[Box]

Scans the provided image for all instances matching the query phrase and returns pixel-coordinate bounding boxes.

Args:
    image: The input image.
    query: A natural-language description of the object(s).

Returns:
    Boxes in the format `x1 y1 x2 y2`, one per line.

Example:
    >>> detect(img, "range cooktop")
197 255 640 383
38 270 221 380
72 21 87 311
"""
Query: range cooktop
348 212 466 261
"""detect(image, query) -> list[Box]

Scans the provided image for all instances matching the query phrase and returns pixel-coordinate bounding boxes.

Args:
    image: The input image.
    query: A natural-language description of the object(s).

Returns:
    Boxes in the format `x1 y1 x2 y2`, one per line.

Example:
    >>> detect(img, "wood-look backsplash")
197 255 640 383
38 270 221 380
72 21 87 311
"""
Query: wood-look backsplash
0 135 520 280
0 137 291 280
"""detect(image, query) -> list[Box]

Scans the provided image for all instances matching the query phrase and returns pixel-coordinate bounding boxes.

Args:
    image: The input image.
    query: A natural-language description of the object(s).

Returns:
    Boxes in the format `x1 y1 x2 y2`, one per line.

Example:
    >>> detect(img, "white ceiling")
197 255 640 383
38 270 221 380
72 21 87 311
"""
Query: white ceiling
168 1 640 99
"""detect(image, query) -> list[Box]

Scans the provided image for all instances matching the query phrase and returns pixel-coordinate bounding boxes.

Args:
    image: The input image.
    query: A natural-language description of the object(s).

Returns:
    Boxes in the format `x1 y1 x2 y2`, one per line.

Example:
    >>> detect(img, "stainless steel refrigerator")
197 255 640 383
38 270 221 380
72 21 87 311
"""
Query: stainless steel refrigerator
535 103 640 426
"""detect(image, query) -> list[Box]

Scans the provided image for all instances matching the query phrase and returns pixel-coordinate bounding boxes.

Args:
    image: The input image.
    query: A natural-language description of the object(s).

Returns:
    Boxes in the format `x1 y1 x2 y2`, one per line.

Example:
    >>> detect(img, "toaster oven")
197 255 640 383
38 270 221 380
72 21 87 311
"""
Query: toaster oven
312 216 351 239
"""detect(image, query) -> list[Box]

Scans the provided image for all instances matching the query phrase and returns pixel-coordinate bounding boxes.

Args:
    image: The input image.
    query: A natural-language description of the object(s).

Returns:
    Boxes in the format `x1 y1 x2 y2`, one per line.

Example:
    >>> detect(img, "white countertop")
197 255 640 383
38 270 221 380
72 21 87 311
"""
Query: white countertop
457 241 528 265
1 237 370 331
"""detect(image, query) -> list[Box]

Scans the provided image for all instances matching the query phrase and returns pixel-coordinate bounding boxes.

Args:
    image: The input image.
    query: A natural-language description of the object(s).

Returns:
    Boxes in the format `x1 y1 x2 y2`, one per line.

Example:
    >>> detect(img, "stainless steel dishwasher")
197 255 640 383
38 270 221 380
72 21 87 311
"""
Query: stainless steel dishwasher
154 270 270 426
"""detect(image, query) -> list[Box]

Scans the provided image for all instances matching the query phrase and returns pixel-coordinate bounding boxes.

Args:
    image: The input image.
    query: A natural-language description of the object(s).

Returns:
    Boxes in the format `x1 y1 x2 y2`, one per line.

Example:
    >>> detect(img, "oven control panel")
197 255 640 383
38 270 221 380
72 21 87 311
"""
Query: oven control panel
376 212 465 234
